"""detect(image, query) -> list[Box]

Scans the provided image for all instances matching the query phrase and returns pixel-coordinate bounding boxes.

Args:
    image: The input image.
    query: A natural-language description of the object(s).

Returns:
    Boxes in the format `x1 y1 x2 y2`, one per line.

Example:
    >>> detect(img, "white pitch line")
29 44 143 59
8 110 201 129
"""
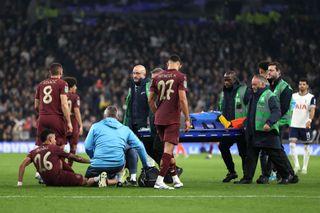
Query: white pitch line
1 195 320 199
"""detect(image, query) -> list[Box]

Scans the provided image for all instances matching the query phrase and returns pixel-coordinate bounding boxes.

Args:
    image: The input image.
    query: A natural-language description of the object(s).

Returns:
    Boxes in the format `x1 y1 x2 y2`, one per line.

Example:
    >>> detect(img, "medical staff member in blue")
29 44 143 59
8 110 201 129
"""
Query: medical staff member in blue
84 105 150 187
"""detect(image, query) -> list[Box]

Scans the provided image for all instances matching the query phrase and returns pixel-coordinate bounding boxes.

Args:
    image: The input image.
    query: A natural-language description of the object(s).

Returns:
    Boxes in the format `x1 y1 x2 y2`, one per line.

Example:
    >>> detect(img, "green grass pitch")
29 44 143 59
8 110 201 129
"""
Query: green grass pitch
0 153 319 213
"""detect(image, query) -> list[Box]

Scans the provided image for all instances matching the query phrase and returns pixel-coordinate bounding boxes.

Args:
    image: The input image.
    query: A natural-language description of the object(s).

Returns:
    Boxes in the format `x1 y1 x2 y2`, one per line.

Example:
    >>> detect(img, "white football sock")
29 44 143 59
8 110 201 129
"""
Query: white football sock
35 172 40 178
130 174 137 181
156 176 164 184
172 175 181 183
289 142 300 170
302 144 311 171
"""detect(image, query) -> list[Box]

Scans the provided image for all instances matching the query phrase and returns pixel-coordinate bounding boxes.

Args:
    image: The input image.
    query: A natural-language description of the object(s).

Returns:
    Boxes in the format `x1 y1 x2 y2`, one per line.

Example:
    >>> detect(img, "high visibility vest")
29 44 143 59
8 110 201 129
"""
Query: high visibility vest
255 89 279 133
273 79 293 126
219 85 247 119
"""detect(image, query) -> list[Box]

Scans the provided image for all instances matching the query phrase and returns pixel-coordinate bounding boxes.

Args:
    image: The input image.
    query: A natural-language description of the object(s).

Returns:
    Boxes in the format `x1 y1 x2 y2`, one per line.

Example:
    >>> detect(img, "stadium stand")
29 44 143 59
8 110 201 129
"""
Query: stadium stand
0 0 319 141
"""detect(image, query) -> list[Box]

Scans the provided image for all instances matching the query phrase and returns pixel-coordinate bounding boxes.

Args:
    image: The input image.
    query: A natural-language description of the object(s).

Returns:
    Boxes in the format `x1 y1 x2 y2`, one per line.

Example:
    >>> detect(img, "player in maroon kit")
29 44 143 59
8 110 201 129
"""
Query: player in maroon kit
35 63 72 149
64 77 83 166
17 129 106 187
149 55 191 189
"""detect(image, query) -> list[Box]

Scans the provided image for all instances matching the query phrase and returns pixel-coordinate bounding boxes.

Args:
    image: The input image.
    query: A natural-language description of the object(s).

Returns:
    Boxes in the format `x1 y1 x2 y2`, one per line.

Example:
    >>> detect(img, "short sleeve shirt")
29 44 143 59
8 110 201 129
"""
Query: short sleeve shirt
35 78 68 116
28 144 70 182
150 69 187 125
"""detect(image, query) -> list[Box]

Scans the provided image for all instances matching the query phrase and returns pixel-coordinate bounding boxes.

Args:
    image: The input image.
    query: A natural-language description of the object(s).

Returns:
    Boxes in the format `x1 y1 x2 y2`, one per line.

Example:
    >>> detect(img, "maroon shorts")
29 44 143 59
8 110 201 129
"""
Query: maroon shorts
45 171 84 186
156 124 180 145
36 115 67 146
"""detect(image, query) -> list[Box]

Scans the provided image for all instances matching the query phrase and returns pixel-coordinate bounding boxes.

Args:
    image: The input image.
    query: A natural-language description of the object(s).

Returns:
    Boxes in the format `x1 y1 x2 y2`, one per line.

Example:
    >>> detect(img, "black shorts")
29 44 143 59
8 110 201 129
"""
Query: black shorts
289 127 312 143
85 165 124 179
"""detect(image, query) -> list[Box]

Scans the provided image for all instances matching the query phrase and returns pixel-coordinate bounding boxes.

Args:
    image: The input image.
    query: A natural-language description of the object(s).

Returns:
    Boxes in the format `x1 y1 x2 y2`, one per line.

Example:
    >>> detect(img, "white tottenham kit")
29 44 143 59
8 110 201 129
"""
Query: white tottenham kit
290 92 316 128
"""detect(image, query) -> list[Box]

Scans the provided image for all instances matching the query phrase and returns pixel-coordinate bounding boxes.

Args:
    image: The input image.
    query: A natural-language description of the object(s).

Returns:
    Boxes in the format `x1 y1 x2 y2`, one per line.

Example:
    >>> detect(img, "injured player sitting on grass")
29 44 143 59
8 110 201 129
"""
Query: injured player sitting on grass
17 129 120 187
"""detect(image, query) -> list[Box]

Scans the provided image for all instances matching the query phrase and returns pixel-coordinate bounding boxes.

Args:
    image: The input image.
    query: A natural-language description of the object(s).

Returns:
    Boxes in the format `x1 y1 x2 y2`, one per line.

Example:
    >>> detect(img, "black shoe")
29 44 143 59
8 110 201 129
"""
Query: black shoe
234 178 252 184
127 180 138 187
164 174 173 184
177 166 183 177
277 178 289 184
164 166 183 184
288 175 299 184
117 181 126 187
222 172 238 183
256 175 269 184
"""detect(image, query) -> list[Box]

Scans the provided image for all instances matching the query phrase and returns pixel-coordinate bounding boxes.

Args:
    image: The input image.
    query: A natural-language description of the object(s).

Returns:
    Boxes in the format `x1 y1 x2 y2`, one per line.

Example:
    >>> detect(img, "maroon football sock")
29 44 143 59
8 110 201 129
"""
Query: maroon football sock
68 149 76 167
169 154 177 176
159 153 172 177
208 144 213 154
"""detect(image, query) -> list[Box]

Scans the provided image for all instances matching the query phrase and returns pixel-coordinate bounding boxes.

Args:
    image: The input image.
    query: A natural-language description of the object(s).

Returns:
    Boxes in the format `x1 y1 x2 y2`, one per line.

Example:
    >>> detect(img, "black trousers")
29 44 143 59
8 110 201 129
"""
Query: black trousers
150 134 164 166
260 127 295 177
280 144 295 176
218 137 247 177
246 136 290 180
260 150 273 177
132 125 163 167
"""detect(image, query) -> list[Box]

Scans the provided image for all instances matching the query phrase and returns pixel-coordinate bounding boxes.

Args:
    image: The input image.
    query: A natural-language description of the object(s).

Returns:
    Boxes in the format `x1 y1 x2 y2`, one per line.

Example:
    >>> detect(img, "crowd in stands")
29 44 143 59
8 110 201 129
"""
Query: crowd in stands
1 13 319 141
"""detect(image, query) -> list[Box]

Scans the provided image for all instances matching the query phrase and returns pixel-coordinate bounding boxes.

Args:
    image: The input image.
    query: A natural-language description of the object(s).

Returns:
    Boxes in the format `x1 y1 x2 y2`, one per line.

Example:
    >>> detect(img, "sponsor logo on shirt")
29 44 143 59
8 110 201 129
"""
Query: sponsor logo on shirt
295 104 307 110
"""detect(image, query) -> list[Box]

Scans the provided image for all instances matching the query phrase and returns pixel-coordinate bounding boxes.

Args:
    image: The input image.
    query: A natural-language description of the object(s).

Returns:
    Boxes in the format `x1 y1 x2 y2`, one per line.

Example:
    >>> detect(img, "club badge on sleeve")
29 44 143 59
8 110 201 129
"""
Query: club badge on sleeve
183 80 187 89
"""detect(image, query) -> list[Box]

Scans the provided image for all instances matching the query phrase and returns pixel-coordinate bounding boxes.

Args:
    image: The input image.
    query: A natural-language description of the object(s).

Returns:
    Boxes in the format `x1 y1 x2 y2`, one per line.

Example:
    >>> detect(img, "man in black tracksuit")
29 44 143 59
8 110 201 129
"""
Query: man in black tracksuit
235 75 290 184
218 71 248 182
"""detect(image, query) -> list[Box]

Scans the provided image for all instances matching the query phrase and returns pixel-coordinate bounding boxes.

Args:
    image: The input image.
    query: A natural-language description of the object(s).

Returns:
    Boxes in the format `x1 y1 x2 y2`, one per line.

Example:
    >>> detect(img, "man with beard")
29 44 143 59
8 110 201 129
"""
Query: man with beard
123 65 150 185
266 61 298 183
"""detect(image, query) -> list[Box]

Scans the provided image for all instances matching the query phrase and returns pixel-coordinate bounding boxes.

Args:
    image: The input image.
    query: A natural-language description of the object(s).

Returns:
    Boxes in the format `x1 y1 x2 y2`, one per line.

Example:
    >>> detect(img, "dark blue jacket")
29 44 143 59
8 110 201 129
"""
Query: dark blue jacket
245 87 282 149
123 78 150 130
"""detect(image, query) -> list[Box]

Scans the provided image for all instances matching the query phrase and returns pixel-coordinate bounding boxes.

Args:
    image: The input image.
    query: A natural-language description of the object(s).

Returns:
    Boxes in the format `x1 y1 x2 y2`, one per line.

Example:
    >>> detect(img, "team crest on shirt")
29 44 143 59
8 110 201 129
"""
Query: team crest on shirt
65 86 69 93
